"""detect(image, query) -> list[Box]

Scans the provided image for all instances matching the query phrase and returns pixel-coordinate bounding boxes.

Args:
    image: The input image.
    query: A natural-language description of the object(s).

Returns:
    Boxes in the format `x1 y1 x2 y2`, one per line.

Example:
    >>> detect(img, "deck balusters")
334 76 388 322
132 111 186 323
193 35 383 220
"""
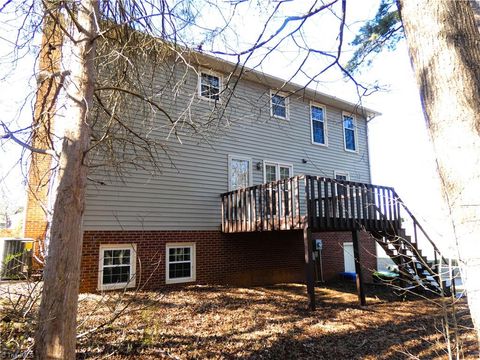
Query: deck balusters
221 176 400 233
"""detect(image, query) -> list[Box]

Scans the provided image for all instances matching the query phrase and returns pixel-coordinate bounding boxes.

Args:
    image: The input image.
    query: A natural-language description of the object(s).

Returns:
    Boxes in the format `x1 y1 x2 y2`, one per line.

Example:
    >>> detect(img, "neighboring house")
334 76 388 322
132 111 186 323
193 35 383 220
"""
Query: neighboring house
0 207 23 238
24 46 447 307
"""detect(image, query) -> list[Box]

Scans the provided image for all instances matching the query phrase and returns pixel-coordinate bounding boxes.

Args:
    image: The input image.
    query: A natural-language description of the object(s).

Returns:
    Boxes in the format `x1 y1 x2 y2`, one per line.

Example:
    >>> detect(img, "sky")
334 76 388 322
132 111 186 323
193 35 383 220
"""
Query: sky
0 0 454 253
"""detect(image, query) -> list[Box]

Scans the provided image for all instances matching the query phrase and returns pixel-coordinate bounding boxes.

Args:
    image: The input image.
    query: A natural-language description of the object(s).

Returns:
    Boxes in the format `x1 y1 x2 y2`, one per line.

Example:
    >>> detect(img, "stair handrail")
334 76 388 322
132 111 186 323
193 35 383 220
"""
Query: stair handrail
392 189 447 265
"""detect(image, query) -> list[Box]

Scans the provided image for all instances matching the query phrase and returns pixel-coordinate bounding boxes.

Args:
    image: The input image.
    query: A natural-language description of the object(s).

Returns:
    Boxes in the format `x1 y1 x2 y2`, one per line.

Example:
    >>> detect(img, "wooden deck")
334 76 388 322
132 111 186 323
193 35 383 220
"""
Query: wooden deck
221 175 448 310
221 175 401 234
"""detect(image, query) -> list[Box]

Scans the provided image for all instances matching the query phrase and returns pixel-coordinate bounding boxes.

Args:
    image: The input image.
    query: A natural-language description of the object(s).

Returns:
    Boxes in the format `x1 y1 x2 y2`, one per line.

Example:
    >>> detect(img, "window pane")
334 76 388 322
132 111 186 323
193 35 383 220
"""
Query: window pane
343 116 354 130
201 73 220 100
279 166 291 179
345 129 356 151
271 94 286 118
206 74 219 87
265 164 277 183
108 249 130 265
169 262 191 279
169 247 191 262
311 106 323 121
103 250 113 266
103 265 130 284
312 120 325 144
230 159 249 190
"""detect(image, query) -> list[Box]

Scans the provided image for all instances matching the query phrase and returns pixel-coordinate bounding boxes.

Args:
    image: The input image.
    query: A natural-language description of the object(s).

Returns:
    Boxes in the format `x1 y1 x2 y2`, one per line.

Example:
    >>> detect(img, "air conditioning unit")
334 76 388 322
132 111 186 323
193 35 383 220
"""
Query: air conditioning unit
0 238 33 280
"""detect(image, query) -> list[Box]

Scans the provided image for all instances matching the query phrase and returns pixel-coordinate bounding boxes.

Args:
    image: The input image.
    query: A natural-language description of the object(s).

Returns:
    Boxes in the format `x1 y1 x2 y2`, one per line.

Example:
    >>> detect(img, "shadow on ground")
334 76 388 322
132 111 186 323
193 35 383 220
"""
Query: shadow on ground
76 283 478 359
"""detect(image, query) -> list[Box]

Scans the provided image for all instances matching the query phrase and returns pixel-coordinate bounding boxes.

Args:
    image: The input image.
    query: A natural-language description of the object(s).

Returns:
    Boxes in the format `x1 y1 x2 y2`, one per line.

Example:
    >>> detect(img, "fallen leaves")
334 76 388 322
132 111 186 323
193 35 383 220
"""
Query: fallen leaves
74 283 478 359
1 282 478 359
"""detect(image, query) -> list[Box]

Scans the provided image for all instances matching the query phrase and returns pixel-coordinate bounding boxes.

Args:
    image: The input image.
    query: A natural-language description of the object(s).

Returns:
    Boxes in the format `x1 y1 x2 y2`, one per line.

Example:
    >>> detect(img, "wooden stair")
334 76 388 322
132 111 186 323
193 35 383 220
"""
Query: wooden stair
371 226 449 296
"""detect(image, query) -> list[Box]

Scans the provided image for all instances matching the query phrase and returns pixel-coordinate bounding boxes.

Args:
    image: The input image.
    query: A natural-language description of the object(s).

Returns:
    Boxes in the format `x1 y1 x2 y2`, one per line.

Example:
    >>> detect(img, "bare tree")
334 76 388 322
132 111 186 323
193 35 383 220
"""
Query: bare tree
1 0 254 355
342 0 480 342
2 0 478 356
0 0 206 357
397 0 480 342
32 0 98 357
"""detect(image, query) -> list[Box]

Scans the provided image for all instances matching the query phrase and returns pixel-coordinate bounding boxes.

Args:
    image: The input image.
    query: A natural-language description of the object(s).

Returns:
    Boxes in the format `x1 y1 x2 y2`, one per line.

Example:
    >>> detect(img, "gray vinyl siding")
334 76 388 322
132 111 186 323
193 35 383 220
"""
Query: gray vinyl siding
84 62 371 231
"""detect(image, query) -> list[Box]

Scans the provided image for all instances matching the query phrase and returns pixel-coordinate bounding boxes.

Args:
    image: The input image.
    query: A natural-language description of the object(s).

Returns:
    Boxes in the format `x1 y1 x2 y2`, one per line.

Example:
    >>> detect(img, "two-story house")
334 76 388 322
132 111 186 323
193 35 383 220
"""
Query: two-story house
24 48 447 309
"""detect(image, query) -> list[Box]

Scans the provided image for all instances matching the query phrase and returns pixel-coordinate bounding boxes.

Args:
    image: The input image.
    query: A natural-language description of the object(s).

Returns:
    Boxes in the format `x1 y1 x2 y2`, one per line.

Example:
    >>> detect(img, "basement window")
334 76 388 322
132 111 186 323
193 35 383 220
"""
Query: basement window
98 244 136 291
166 243 196 284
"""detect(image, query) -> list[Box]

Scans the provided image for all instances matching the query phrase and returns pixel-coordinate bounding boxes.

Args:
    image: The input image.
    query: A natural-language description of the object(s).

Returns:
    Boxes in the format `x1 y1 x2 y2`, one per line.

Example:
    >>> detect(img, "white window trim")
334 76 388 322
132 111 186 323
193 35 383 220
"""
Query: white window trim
165 242 196 284
198 68 223 102
270 90 289 120
334 170 350 181
98 243 137 291
342 112 358 153
263 160 294 183
310 101 328 147
227 154 253 191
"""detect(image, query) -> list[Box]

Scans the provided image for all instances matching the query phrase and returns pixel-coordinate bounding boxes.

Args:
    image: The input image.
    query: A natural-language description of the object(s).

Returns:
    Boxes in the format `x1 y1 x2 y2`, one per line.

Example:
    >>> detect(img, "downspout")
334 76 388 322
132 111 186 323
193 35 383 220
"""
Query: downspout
365 112 379 184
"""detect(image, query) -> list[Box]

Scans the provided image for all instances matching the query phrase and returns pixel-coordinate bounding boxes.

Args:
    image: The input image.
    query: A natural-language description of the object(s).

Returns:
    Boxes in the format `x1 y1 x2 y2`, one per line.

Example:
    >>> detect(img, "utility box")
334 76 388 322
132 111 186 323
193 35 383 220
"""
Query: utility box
0 238 33 279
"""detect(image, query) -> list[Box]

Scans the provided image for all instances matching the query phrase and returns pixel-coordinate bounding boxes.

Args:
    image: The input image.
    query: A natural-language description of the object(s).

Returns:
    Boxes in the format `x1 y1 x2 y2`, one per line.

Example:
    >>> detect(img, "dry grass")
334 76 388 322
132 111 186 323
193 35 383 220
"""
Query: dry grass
1 282 478 359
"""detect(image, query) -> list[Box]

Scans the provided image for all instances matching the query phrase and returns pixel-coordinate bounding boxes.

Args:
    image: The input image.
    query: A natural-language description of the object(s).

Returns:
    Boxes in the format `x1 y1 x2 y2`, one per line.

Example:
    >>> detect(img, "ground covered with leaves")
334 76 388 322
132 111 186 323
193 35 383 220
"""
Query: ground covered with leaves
1 282 478 359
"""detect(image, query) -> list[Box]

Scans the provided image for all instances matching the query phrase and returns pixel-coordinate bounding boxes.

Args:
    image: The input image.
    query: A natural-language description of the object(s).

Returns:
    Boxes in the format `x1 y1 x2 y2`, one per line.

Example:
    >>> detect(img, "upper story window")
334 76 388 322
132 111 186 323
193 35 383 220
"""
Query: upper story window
228 155 252 191
343 113 357 152
270 91 289 119
310 103 327 146
199 71 221 101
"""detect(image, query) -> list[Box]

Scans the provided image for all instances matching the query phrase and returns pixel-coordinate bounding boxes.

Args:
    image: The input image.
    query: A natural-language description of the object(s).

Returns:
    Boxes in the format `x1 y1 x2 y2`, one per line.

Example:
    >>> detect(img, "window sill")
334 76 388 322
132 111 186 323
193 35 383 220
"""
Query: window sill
311 141 328 147
165 277 196 285
198 94 222 103
271 114 289 121
98 281 136 291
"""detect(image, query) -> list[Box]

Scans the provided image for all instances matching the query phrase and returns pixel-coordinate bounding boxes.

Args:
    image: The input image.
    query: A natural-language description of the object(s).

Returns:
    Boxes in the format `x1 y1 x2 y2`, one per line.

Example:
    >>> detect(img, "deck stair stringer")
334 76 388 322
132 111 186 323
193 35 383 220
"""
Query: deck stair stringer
370 226 449 296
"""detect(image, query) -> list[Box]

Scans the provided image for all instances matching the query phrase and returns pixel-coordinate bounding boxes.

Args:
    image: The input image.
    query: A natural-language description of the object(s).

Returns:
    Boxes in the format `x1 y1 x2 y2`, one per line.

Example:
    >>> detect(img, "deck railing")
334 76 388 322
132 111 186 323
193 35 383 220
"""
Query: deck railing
221 175 401 233
221 176 304 232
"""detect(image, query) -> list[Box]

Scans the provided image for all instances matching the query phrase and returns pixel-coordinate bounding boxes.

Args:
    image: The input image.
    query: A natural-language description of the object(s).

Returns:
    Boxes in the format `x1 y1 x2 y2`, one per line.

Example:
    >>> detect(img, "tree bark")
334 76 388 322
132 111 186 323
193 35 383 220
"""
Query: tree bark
34 1 98 358
398 0 480 340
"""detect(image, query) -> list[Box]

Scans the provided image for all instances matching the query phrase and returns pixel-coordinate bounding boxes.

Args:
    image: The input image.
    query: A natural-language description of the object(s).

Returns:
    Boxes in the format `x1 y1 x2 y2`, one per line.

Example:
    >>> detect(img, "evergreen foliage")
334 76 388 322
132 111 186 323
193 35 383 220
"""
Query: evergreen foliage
347 0 402 72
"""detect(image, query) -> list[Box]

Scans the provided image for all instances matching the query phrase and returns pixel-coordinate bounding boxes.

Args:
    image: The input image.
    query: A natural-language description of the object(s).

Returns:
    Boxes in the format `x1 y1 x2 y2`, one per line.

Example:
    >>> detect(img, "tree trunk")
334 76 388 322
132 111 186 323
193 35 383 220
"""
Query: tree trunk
34 1 98 358
398 0 480 340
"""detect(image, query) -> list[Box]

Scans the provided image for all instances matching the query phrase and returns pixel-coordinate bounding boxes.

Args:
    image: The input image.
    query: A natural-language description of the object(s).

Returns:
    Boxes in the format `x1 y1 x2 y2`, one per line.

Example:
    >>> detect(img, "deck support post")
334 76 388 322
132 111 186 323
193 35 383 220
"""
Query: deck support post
352 230 367 306
398 246 407 290
303 226 316 310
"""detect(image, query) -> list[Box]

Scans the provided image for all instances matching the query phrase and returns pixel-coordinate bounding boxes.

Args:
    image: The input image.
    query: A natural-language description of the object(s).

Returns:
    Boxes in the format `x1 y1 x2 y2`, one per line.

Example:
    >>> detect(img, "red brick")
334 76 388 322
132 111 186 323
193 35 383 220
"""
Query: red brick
79 230 377 293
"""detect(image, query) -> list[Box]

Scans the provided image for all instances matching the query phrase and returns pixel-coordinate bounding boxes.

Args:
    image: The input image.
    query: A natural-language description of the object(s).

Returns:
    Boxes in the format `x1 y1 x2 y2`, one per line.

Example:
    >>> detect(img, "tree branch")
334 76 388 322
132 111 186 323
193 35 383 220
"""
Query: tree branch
1 121 57 157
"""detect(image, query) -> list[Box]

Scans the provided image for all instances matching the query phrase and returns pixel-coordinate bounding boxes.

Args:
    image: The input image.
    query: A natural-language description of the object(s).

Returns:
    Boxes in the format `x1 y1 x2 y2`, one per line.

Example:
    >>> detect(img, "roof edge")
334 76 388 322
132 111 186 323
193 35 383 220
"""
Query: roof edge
188 51 381 118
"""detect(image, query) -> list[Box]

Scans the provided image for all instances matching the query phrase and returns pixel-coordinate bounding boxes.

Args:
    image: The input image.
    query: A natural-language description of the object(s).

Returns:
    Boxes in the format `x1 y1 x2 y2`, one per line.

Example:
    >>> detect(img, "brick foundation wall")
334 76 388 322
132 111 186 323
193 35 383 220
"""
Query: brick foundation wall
80 229 377 293
314 231 377 284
